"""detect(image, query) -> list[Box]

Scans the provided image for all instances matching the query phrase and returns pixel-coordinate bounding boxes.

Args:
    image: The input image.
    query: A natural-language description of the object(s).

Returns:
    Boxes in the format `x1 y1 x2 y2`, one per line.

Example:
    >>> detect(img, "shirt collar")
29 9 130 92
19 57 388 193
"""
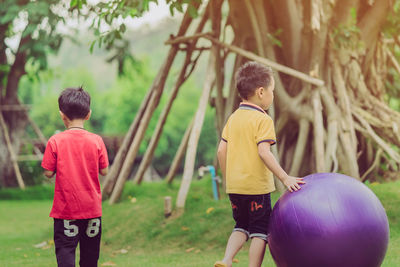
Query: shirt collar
239 102 267 114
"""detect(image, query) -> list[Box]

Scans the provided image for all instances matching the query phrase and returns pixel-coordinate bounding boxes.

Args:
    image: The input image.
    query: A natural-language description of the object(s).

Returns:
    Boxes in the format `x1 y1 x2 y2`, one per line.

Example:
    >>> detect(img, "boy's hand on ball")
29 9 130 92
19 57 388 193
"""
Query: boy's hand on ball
283 176 305 192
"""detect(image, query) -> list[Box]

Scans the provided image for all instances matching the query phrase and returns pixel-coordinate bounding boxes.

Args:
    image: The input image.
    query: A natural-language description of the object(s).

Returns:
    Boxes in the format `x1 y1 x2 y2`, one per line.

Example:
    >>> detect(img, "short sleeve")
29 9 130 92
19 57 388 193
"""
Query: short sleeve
98 137 109 169
41 137 57 171
221 118 229 142
255 116 276 145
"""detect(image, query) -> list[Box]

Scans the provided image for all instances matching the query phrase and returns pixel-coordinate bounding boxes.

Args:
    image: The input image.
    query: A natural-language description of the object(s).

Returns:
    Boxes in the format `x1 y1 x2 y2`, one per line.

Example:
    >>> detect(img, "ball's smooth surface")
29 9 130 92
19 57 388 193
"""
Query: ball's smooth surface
268 173 389 267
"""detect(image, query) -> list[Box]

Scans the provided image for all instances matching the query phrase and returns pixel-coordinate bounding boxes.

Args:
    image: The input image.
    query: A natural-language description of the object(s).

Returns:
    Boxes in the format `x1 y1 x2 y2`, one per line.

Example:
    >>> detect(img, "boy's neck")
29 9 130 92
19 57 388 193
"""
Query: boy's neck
66 119 85 129
241 99 263 109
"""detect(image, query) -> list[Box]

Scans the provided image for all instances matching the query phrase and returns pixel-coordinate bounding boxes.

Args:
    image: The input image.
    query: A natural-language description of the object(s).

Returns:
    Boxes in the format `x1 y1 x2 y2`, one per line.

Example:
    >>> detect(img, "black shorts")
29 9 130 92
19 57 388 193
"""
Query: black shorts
229 193 272 241
54 217 101 267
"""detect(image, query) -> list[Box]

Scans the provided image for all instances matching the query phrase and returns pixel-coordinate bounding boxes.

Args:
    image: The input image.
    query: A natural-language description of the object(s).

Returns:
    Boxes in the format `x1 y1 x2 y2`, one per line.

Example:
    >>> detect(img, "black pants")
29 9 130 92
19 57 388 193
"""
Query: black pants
229 194 272 241
54 217 101 267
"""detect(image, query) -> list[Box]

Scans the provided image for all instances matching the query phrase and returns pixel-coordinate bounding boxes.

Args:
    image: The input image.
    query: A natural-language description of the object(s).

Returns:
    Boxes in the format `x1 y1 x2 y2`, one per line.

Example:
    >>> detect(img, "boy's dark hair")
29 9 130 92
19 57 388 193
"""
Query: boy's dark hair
58 87 91 120
235 61 273 100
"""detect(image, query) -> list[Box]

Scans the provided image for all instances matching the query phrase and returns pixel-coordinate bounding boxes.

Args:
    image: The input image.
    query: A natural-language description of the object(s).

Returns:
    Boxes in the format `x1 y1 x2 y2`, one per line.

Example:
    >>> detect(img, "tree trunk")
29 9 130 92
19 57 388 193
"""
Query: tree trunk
0 37 29 188
162 0 400 212
221 0 400 179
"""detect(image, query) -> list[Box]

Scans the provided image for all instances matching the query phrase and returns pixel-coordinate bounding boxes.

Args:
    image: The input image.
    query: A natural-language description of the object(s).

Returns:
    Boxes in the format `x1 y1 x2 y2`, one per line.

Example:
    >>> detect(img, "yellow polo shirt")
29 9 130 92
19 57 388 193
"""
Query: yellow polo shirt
222 103 276 195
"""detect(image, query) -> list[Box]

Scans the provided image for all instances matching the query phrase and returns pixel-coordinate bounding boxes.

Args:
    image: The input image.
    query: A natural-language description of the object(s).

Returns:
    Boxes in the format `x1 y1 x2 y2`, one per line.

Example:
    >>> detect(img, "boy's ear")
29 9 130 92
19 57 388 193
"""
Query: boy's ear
256 87 264 98
85 110 92 120
59 111 66 120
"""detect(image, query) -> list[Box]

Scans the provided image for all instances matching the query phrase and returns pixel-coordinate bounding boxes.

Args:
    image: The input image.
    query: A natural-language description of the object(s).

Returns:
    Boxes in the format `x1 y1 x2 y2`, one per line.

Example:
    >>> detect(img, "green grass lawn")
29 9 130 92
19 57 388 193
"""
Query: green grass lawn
0 178 399 266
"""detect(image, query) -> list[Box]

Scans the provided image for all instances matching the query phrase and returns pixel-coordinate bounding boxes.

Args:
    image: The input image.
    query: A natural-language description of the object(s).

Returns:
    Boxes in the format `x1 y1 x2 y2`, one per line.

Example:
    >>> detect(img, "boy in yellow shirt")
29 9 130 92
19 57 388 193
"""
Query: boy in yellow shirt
215 62 305 267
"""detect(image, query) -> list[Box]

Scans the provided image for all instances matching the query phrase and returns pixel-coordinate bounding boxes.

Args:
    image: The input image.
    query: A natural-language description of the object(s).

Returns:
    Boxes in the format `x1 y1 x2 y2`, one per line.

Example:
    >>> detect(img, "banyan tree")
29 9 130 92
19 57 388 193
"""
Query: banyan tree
99 0 400 209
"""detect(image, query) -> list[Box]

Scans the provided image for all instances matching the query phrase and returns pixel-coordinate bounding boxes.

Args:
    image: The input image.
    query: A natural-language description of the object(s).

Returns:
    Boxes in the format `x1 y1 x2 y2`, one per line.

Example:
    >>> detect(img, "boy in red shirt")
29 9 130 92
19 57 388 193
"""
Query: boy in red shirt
42 87 109 267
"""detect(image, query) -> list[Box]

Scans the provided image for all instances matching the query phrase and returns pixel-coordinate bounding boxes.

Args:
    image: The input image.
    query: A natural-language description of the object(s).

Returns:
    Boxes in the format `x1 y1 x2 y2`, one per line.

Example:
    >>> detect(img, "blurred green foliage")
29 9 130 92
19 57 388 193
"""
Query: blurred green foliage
0 0 66 83
18 56 217 177
331 7 363 50
80 0 201 55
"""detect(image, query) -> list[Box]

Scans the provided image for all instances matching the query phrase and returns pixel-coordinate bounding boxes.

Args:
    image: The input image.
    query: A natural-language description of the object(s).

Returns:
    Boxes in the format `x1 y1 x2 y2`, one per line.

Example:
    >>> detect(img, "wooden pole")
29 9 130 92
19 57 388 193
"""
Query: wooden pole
26 114 47 147
166 34 325 87
133 5 210 185
0 112 25 189
165 32 209 45
133 56 190 185
224 52 243 121
17 155 42 161
102 88 153 195
166 119 194 184
353 112 400 163
289 118 310 176
332 58 359 178
108 51 179 204
208 35 324 86
386 47 400 75
0 103 46 146
164 196 172 218
210 0 225 134
0 104 30 111
176 52 216 210
312 89 326 172
244 0 266 57
108 5 199 204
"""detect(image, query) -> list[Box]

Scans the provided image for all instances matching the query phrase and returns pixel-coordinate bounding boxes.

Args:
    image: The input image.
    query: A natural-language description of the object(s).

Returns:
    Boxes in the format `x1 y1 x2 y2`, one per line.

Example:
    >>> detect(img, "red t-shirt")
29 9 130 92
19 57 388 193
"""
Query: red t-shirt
41 129 109 219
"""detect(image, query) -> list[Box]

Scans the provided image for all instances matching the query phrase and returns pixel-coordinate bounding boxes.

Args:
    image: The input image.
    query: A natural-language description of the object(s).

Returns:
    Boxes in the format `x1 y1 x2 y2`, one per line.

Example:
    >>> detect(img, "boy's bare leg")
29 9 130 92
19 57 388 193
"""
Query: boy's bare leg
248 237 266 267
220 231 248 267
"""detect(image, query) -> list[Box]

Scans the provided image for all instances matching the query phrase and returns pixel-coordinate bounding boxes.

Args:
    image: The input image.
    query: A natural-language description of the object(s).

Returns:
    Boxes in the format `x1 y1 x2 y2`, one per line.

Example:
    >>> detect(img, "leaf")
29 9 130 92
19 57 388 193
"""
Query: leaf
206 207 214 214
98 36 103 48
350 7 357 20
176 3 183 13
89 40 96 54
130 9 138 17
22 24 37 38
188 4 198 18
105 13 113 24
120 23 126 33
70 0 78 8
169 3 175 16
142 0 150 11
0 5 20 24
33 241 47 248
185 247 195 253
0 64 10 73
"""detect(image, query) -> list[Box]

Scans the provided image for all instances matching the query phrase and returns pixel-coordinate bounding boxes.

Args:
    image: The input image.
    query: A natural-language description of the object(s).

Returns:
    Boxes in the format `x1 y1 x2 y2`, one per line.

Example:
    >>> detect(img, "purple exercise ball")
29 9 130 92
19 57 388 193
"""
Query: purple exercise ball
268 173 389 267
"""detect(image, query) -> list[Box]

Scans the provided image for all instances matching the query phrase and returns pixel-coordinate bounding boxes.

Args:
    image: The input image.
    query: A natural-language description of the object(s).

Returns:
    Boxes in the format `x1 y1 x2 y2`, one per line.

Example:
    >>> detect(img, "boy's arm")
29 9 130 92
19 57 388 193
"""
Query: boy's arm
43 169 55 178
258 142 305 192
42 139 56 178
98 136 109 177
217 140 227 179
99 167 109 176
